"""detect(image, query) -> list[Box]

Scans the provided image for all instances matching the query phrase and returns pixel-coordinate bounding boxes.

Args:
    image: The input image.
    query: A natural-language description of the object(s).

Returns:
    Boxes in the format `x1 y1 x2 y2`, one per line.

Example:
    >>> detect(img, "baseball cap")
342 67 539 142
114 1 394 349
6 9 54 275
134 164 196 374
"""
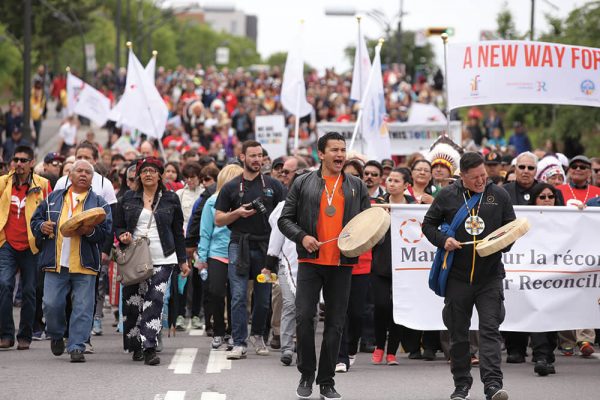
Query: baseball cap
44 152 66 164
381 159 395 170
484 151 502 165
569 155 591 167
272 157 285 169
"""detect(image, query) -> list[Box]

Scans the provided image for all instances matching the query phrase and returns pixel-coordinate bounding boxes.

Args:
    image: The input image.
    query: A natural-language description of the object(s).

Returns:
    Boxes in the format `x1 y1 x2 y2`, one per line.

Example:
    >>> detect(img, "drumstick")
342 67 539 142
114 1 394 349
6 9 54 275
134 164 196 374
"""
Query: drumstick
320 232 350 245
459 240 480 245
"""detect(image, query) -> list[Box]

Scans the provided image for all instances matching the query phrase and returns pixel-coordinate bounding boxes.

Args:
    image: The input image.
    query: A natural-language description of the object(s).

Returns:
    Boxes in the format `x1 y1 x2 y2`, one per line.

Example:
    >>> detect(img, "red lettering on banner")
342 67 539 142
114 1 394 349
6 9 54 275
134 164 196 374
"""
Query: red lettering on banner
478 45 489 67
502 44 518 67
524 44 541 67
490 44 500 67
463 47 473 68
554 46 565 68
541 46 554 67
582 48 592 69
594 50 600 70
572 47 580 68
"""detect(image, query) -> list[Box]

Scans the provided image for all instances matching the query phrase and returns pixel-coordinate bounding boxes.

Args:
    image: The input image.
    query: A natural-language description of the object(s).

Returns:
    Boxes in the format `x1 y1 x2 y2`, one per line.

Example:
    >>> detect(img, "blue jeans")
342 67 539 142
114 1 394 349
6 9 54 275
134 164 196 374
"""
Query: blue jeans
43 268 96 353
228 242 271 347
0 242 37 342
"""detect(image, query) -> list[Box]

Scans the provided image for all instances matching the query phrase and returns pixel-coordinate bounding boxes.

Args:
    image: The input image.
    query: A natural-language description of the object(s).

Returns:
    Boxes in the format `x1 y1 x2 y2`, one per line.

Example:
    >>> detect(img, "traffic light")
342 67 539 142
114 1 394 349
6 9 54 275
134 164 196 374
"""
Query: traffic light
425 27 455 37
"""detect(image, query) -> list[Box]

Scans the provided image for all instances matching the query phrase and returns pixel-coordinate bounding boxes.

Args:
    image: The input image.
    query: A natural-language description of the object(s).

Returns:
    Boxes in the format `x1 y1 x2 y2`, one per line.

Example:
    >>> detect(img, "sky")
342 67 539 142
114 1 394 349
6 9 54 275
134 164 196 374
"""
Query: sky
165 0 584 72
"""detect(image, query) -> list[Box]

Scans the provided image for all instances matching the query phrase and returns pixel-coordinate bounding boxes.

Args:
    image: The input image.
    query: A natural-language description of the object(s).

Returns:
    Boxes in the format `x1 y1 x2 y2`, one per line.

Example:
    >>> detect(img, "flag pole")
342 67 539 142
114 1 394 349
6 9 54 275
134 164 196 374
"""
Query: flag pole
441 33 450 138
294 83 300 152
356 16 365 154
127 42 166 160
349 38 384 154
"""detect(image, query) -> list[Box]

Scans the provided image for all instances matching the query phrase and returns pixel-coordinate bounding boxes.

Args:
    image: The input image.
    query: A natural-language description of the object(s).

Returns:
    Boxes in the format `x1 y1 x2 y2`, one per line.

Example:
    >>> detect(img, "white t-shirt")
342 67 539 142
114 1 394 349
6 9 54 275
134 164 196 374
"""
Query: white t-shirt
55 171 117 205
134 208 177 265
59 122 77 146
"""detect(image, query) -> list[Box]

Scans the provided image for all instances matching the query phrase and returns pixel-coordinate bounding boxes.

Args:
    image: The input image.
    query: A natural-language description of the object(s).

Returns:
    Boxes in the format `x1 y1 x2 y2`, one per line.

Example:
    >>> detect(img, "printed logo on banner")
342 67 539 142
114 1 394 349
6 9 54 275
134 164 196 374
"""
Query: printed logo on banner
399 218 423 244
536 81 547 92
470 75 480 96
581 79 595 95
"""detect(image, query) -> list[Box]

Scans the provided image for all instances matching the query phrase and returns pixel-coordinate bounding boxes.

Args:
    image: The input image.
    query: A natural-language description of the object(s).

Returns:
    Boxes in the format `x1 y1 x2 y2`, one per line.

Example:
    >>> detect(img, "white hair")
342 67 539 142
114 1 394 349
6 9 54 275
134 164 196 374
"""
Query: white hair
515 151 538 165
70 159 95 173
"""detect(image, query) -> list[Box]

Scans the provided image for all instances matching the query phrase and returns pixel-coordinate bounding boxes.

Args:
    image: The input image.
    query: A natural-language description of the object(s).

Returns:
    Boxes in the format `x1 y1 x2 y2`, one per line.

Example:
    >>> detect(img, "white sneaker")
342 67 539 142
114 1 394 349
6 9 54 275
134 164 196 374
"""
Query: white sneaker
226 345 247 360
212 336 224 350
349 354 356 366
84 342 94 354
249 335 269 356
191 316 203 329
335 362 347 373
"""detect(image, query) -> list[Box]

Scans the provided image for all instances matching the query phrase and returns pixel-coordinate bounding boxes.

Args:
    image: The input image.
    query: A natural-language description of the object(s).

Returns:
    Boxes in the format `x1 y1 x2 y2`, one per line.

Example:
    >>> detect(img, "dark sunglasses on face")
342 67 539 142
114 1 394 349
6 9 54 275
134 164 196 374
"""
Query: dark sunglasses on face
517 165 536 171
364 171 380 177
571 164 590 171
50 161 62 167
13 157 31 164
593 168 600 174
280 169 296 176
202 176 213 182
538 194 555 200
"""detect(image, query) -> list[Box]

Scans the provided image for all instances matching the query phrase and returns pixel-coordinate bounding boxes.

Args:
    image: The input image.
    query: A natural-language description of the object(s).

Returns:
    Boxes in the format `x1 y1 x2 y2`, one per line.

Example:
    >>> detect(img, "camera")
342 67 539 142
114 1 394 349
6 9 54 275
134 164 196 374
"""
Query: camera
245 198 267 215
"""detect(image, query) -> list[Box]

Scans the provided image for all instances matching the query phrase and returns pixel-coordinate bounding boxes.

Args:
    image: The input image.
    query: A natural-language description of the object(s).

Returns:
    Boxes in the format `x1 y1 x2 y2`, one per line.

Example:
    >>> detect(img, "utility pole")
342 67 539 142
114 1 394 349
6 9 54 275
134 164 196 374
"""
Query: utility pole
530 0 535 40
23 0 32 141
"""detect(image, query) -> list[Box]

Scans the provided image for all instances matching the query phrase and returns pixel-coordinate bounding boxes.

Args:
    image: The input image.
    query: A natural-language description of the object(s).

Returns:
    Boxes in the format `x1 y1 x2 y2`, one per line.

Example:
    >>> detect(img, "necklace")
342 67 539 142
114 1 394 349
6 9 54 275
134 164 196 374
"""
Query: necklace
567 182 590 204
462 190 485 236
324 174 342 217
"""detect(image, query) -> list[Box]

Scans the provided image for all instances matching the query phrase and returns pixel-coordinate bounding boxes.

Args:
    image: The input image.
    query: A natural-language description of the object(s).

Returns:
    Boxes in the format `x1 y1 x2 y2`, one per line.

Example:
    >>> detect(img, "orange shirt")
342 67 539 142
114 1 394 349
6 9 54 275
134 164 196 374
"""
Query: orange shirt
300 175 347 266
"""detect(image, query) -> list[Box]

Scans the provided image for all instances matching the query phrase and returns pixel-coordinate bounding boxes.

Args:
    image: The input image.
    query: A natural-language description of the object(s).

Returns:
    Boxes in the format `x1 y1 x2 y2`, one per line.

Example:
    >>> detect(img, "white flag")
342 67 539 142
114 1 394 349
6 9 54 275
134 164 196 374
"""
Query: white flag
73 84 111 127
350 25 371 102
109 55 157 125
117 49 168 139
361 44 391 161
66 72 85 116
281 25 312 118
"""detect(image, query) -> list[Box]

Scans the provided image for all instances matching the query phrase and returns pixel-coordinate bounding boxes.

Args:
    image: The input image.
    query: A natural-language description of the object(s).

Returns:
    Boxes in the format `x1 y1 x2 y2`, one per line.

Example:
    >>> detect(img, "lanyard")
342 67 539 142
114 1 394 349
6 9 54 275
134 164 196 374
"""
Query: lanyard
324 174 342 207
462 189 484 218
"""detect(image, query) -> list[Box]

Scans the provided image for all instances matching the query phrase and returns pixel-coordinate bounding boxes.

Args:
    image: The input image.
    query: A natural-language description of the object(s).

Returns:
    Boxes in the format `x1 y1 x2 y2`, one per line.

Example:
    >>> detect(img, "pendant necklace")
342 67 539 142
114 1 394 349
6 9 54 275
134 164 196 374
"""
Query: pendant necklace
567 183 590 204
462 190 485 236
324 174 342 217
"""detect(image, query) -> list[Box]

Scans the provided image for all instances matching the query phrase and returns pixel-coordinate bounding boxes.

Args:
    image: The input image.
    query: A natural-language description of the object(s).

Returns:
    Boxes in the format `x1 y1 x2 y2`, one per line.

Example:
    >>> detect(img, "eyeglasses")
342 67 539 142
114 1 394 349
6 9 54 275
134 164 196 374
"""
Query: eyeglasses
412 168 431 174
517 165 536 171
538 194 555 200
140 168 159 175
571 164 590 171
202 176 214 182
280 169 296 176
12 157 31 164
364 171 380 177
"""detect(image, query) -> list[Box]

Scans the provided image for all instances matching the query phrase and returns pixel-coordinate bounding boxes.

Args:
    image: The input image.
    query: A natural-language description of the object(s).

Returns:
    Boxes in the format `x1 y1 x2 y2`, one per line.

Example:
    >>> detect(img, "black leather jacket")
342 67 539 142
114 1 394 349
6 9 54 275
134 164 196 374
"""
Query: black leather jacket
278 169 370 265
114 189 186 264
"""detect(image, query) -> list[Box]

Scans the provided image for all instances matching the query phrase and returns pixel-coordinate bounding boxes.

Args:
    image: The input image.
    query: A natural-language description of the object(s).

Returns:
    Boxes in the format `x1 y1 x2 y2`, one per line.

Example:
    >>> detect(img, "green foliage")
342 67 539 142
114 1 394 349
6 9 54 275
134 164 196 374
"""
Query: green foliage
0 24 22 95
265 51 288 68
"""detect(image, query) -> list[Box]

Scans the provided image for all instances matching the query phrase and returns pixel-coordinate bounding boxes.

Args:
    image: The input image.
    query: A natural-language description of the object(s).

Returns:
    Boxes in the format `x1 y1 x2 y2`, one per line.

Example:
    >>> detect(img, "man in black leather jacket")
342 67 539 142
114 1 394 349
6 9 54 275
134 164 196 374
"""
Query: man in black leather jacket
278 132 370 400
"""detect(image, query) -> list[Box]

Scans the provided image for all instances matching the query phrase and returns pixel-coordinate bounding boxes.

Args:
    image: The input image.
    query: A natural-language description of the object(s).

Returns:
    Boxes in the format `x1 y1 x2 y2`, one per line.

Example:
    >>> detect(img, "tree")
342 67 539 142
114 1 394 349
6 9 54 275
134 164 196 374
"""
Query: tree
0 23 22 94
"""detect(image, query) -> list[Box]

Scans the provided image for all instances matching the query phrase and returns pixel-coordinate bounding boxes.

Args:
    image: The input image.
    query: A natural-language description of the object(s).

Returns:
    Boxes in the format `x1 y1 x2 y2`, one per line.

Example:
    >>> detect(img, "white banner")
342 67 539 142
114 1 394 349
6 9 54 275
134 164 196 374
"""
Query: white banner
317 121 461 156
448 40 600 109
255 115 287 159
391 204 600 332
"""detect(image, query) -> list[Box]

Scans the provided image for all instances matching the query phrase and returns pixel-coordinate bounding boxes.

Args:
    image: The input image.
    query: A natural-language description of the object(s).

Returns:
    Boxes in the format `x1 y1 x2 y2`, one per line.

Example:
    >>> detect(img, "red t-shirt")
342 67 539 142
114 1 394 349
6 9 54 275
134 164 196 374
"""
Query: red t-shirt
5 184 30 251
557 183 600 204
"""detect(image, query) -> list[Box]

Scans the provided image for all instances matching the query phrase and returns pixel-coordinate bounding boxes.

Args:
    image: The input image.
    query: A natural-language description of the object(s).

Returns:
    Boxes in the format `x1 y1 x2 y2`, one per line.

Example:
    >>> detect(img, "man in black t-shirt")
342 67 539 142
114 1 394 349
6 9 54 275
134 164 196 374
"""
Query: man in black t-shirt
215 140 285 360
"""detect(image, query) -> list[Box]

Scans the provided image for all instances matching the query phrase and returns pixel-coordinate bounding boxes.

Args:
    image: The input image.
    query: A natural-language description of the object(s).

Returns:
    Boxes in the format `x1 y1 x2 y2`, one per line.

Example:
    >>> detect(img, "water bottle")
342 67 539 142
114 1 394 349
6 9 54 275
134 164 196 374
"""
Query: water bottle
200 268 208 281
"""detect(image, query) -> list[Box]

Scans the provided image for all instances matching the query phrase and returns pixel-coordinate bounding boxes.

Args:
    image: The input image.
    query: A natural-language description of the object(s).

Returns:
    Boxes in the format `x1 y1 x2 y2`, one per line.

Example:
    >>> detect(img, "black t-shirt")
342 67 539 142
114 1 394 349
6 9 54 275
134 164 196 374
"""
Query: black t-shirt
215 173 286 236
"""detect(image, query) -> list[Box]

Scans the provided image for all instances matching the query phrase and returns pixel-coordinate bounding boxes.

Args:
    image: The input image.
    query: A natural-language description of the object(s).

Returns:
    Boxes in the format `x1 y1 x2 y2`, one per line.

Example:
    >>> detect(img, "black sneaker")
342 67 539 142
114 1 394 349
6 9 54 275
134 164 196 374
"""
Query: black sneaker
450 386 470 400
296 375 313 399
423 348 437 361
485 385 509 400
547 363 556 374
506 353 525 363
320 384 342 400
144 348 160 365
281 351 293 366
50 339 65 356
132 349 144 361
534 360 550 376
70 349 85 363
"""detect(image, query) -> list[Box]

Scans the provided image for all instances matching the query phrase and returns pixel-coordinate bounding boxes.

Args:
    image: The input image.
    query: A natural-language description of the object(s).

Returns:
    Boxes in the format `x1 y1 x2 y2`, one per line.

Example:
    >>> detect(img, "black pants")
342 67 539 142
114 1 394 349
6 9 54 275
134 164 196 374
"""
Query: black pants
207 258 230 337
296 263 352 386
504 331 529 357
191 267 202 318
531 332 557 363
443 278 505 391
338 274 369 366
371 274 421 354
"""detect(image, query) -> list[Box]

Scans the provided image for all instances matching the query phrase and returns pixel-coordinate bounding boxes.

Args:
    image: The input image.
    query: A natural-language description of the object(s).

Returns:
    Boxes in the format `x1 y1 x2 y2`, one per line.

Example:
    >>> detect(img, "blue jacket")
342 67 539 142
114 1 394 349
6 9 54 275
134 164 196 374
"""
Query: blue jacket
198 194 230 262
30 188 112 273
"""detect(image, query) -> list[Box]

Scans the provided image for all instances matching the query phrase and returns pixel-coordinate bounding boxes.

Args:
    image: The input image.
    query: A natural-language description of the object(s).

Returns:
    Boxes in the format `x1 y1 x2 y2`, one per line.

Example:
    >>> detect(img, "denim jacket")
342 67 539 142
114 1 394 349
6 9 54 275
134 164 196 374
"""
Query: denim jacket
113 189 186 264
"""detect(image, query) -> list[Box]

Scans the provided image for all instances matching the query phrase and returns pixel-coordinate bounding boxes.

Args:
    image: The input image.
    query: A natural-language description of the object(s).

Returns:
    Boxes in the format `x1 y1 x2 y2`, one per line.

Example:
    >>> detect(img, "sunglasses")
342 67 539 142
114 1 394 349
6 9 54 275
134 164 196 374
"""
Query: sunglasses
202 176 214 182
593 168 600 174
364 171 380 177
538 194 555 200
13 157 31 164
280 169 296 176
517 165 536 171
50 161 62 167
571 164 590 171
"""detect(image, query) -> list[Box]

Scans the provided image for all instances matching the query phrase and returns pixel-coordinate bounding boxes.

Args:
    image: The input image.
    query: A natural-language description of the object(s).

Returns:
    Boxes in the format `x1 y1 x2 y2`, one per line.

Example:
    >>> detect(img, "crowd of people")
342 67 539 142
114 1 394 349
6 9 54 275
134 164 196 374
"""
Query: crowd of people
0 62 600 400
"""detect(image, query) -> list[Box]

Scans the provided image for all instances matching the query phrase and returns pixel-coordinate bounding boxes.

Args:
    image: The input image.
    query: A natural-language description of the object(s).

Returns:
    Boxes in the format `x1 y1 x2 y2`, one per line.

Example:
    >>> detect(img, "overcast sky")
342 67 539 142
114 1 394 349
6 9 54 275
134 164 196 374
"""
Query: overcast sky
166 0 584 72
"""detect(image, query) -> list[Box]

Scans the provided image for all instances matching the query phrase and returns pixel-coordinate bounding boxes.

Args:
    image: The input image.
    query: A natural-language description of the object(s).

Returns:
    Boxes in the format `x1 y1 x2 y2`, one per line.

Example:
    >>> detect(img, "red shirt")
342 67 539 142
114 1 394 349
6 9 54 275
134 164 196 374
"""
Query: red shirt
5 184 30 251
557 183 600 204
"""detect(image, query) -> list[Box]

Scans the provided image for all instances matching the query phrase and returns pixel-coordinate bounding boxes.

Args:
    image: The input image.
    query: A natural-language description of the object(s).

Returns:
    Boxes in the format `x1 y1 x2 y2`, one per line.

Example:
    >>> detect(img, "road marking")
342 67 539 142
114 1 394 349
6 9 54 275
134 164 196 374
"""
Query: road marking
201 393 226 400
165 392 186 400
206 349 231 374
189 324 205 336
168 348 198 374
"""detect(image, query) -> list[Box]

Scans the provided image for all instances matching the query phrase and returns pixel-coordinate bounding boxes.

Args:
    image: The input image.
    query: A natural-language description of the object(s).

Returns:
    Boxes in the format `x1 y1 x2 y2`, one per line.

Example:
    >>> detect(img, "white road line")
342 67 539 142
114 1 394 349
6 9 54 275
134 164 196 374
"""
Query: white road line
189 325 205 336
206 349 232 374
168 348 198 374
165 392 186 400
200 392 226 400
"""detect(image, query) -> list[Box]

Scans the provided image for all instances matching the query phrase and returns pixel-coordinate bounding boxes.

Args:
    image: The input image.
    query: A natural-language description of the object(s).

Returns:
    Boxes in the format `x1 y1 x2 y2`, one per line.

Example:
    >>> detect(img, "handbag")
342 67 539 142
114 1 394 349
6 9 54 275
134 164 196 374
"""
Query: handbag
115 194 161 286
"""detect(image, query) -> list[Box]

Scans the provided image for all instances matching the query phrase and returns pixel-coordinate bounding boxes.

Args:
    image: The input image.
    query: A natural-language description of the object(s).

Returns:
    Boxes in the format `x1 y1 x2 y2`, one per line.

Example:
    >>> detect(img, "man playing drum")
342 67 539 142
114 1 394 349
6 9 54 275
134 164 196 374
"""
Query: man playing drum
278 132 370 400
422 152 515 400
